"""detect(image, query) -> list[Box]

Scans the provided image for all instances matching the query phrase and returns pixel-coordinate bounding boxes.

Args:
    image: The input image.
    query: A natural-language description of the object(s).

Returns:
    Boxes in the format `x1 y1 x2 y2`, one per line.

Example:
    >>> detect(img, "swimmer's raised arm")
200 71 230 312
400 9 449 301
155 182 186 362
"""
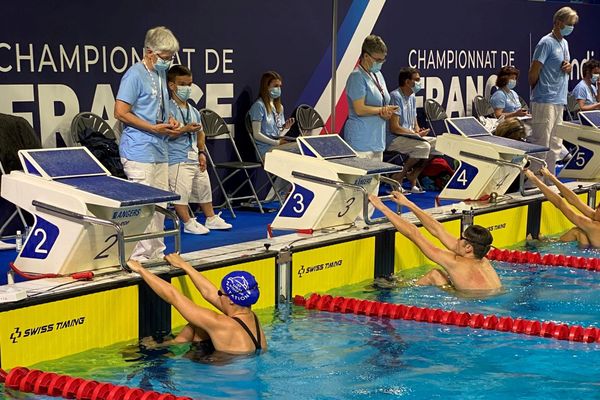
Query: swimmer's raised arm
540 168 595 219
164 253 223 312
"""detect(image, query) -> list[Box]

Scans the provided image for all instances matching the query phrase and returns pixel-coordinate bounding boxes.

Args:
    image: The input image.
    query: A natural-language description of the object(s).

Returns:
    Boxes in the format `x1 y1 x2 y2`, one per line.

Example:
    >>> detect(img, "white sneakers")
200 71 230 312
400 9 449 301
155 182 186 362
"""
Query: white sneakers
205 212 233 230
183 219 210 235
183 212 232 235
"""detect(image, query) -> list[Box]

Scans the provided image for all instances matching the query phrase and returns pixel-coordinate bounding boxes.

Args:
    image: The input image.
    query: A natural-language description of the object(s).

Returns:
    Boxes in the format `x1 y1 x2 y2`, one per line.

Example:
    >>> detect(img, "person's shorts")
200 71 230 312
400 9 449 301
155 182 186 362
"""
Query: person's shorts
168 162 212 205
386 135 434 159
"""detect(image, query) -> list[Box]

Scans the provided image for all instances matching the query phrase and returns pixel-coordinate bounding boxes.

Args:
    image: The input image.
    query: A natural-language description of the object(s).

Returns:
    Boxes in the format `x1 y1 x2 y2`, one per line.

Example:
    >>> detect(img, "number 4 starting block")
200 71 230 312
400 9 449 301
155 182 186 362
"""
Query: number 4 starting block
264 134 402 231
0 147 181 275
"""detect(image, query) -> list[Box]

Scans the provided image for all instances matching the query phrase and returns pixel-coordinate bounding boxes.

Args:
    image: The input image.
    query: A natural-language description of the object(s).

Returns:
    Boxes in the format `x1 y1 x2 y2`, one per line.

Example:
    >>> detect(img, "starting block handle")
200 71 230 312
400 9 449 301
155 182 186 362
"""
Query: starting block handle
290 171 401 226
519 155 547 197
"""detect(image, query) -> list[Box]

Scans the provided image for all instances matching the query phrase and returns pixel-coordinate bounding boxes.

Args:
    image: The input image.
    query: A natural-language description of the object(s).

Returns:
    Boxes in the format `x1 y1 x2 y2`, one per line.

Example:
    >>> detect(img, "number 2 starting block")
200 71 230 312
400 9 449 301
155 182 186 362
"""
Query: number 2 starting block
0 147 181 275
264 134 402 231
436 117 549 200
556 111 600 180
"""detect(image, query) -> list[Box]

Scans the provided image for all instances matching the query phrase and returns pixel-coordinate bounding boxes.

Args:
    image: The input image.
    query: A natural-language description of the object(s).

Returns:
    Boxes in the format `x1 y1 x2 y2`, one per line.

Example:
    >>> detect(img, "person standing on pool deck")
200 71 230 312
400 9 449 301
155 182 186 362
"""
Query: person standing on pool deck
128 253 267 355
525 168 600 248
369 192 501 292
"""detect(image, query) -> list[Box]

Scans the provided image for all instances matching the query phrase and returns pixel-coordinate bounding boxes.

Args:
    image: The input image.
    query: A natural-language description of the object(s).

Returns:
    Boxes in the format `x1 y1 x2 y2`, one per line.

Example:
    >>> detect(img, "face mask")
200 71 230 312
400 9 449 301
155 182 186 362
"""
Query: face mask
269 87 281 99
370 62 383 73
154 57 172 72
560 25 574 37
507 79 517 90
592 74 599 84
412 81 423 94
176 86 192 101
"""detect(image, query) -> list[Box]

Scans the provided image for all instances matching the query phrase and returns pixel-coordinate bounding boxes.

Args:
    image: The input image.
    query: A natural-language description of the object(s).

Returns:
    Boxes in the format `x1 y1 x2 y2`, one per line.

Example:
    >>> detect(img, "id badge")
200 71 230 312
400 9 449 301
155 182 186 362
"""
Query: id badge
188 151 197 160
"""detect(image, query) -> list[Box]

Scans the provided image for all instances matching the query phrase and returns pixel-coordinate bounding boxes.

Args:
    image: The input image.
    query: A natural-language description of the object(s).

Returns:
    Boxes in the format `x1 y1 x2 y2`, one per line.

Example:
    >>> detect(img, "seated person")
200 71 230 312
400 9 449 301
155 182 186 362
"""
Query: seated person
249 71 295 160
166 65 232 234
572 59 600 111
524 167 600 248
386 67 434 194
490 66 529 119
369 192 502 292
128 253 267 355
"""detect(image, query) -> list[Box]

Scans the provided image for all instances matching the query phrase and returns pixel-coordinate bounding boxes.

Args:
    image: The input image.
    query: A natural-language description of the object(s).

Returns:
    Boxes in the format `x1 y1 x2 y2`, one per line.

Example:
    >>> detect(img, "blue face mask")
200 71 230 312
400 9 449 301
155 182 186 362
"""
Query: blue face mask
560 25 574 37
592 74 599 84
269 87 281 99
154 57 172 72
507 79 517 90
370 61 383 74
176 86 192 101
412 81 423 94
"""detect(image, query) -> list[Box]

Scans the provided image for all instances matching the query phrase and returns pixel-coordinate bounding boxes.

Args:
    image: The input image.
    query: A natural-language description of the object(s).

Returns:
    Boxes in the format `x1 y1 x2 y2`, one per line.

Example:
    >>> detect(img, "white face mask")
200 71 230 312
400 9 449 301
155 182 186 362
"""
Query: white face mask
507 79 517 90
592 74 599 84
176 86 192 101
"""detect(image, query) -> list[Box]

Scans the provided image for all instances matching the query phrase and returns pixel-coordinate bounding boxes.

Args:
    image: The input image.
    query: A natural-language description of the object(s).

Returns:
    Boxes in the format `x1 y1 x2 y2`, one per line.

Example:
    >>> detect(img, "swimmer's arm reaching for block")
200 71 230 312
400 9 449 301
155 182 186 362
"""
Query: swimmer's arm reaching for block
127 260 222 333
164 253 224 313
387 191 458 251
540 168 596 219
369 195 459 269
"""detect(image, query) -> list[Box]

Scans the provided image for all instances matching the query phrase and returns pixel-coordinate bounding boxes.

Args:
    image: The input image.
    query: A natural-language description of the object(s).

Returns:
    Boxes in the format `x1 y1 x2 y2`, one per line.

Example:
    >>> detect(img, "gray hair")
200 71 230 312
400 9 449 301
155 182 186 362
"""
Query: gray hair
144 26 179 53
553 7 579 25
361 35 387 57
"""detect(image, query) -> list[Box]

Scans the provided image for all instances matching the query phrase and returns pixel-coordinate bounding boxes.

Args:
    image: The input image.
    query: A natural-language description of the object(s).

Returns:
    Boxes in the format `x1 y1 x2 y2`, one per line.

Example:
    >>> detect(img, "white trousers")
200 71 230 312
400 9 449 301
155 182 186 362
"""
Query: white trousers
529 102 564 175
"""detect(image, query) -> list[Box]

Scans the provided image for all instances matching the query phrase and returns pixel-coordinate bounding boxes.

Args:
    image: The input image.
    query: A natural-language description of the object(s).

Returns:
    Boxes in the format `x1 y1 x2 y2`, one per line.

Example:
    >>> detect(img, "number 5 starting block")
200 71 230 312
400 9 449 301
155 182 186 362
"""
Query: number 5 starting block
0 148 181 275
264 134 402 231
556 111 600 180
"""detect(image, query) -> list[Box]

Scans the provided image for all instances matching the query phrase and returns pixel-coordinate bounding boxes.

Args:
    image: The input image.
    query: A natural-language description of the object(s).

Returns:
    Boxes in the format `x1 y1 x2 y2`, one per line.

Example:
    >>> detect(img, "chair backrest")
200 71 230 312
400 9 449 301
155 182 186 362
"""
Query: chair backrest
199 108 231 138
295 104 327 133
472 95 495 118
518 96 529 111
70 112 117 145
424 99 447 136
244 112 266 163
566 93 580 121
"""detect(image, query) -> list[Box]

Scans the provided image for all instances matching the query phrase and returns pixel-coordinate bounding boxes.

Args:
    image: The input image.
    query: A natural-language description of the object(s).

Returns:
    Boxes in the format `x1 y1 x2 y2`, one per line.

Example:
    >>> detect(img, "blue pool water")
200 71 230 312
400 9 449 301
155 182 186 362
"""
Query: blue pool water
2 241 600 399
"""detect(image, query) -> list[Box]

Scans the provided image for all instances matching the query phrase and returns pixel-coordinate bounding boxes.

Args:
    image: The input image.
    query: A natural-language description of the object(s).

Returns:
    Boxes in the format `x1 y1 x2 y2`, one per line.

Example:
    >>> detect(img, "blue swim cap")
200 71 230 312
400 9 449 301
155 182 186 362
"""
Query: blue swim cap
221 271 260 307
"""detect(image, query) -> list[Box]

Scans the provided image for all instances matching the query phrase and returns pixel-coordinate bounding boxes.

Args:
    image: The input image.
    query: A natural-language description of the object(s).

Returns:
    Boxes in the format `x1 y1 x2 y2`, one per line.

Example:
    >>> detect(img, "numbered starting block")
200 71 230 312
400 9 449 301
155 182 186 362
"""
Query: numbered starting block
264 134 402 231
436 117 549 200
556 111 600 180
0 148 181 275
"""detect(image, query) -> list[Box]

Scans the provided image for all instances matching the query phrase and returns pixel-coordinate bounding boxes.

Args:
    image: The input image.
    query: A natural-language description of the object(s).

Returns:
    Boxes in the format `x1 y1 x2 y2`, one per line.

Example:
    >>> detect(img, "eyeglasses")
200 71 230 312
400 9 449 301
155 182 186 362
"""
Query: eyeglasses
460 236 487 247
218 289 227 297
154 52 175 61
368 53 386 63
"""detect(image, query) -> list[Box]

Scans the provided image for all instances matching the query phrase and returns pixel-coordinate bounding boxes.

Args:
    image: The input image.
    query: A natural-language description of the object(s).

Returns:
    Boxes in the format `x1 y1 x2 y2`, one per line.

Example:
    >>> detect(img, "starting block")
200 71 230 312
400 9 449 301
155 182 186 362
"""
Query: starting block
0 147 181 275
557 111 600 180
436 117 549 200
264 134 401 231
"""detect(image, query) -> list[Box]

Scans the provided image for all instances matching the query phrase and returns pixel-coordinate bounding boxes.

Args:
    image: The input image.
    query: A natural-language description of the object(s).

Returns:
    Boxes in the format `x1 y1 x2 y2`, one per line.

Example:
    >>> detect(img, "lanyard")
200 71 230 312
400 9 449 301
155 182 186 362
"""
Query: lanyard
551 33 568 61
142 60 166 122
177 103 191 125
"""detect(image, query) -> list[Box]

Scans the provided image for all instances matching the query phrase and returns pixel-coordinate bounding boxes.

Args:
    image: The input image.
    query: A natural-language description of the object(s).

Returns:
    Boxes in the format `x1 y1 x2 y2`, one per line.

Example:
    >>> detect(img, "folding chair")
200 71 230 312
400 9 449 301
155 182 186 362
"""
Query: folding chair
244 112 284 205
519 95 529 112
424 99 447 136
70 112 120 145
565 93 580 122
199 108 265 218
295 104 327 134
472 95 495 119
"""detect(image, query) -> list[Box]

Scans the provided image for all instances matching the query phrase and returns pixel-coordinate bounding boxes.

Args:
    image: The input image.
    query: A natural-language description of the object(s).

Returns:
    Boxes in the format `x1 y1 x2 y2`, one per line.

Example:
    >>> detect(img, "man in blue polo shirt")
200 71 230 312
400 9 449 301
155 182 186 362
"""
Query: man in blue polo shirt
114 26 181 261
528 7 578 179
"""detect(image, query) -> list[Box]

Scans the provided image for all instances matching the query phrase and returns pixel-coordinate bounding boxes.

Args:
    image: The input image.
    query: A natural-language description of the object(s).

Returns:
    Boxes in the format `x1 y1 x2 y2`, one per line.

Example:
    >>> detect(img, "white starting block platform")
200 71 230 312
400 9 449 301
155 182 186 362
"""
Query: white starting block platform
0 147 181 275
557 111 600 180
436 117 549 200
264 134 402 231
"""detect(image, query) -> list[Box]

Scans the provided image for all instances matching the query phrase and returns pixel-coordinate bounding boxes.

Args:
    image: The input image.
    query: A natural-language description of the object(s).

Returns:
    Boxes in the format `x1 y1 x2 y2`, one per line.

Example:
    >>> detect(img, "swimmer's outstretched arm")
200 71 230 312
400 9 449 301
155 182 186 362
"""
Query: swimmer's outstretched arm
540 168 595 218
164 253 223 312
525 170 593 230
369 195 458 269
389 191 458 251
127 260 222 333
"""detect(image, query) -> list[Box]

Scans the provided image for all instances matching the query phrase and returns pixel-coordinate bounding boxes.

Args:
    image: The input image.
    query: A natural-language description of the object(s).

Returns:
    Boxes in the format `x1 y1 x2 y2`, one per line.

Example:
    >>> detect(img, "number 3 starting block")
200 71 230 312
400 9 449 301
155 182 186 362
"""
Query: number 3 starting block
264 134 401 231
0 148 181 275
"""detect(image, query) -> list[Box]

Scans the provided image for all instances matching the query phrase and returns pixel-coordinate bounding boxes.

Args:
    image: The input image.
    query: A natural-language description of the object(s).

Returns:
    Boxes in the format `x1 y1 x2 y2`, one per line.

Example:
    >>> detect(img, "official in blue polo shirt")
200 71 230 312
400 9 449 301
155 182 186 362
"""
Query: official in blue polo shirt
528 7 578 177
114 26 180 262
572 59 600 112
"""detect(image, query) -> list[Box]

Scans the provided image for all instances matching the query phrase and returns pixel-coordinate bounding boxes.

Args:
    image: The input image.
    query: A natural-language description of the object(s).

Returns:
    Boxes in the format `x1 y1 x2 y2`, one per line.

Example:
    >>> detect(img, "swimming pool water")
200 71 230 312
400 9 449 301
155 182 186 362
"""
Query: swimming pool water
2 244 600 400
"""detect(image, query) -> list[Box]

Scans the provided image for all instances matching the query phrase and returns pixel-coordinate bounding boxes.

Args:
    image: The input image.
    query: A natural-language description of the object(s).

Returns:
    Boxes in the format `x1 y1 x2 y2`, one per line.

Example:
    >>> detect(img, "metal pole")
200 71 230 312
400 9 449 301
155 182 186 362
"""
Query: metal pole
331 0 338 133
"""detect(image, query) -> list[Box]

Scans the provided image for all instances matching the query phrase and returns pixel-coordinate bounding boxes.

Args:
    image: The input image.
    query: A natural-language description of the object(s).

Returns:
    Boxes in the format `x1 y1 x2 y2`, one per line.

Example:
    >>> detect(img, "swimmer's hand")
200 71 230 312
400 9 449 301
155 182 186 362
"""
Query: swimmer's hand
523 169 536 180
368 194 386 211
539 167 552 178
127 260 144 273
164 253 191 270
390 190 411 206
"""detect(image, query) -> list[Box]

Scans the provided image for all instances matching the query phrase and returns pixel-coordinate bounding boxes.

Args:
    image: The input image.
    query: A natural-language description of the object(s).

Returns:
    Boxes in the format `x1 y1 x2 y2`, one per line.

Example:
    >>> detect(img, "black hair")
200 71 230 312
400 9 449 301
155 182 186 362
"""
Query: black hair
462 225 493 259
167 64 192 83
398 67 419 87
582 59 600 77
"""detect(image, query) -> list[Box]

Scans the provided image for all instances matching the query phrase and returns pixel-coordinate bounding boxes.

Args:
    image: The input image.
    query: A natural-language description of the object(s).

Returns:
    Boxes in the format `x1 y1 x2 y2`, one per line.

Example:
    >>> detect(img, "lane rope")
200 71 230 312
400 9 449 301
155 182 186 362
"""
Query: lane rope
486 248 600 271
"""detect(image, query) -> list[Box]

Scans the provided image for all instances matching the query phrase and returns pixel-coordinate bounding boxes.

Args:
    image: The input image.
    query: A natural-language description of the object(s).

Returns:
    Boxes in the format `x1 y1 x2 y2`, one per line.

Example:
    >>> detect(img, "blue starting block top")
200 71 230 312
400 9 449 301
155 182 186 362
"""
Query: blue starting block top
579 111 600 128
330 158 401 174
55 176 179 206
299 135 357 159
446 117 549 154
25 148 106 178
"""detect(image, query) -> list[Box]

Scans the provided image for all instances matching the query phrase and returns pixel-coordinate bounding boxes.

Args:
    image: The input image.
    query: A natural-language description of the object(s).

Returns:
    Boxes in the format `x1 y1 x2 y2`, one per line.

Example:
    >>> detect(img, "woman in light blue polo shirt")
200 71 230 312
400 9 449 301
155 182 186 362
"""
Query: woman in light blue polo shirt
490 66 529 119
114 26 180 261
572 59 600 112
344 35 396 161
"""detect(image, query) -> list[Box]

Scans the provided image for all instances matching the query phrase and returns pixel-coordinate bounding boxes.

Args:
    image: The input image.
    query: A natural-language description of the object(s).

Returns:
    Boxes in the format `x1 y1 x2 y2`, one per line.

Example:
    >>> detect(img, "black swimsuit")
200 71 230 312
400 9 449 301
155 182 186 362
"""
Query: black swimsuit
232 313 262 352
